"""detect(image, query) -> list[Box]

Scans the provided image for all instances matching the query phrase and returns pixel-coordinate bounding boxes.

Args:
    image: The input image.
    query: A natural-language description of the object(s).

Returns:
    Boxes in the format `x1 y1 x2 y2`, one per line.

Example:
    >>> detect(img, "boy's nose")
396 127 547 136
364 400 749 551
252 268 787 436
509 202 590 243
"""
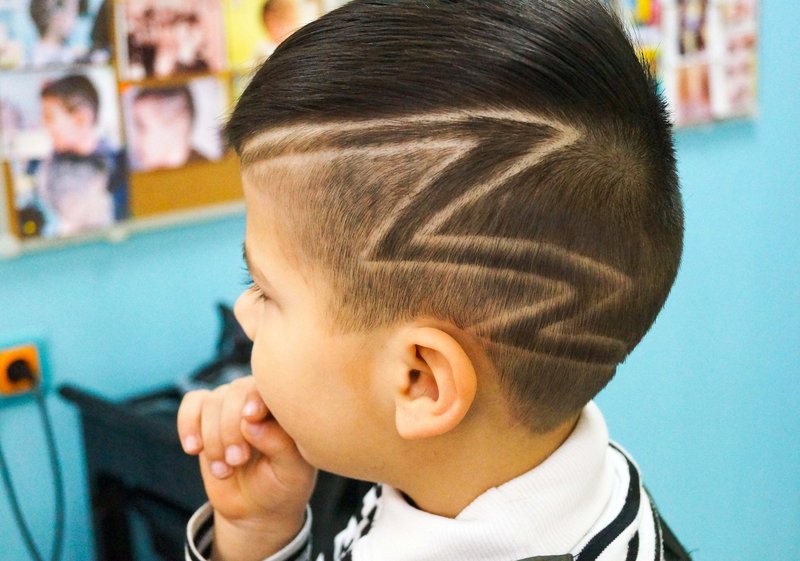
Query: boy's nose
233 292 257 341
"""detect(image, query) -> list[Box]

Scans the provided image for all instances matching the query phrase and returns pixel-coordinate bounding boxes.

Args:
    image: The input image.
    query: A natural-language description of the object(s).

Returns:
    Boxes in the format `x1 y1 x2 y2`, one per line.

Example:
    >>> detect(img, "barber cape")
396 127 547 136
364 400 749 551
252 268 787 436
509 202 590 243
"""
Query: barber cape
186 403 690 561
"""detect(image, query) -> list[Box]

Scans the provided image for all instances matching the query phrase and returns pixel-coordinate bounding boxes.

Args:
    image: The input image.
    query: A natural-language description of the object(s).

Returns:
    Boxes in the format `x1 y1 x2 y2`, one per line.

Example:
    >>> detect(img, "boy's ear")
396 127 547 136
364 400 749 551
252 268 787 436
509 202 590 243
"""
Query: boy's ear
393 327 477 440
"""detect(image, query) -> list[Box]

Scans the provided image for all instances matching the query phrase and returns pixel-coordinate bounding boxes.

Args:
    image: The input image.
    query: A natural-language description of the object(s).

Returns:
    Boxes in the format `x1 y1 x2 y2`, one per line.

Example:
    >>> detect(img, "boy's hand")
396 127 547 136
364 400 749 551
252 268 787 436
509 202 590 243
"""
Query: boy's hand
177 376 317 561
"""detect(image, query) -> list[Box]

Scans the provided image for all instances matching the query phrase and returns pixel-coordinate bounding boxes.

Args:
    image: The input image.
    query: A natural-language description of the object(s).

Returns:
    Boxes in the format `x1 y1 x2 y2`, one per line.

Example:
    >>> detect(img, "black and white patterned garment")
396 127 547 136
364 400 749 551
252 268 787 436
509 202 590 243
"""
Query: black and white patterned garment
186 403 687 561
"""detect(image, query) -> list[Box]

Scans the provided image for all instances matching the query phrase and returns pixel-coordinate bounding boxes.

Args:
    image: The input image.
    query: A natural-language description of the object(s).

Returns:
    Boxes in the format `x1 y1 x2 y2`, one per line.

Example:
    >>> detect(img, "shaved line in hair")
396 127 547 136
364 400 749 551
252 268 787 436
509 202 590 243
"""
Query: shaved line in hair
238 109 569 165
239 110 636 364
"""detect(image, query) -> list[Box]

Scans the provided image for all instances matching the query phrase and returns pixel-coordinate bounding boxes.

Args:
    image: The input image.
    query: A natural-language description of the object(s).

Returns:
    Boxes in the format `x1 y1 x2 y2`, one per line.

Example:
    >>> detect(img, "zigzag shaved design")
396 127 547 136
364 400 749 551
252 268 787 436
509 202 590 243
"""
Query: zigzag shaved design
404 237 633 363
241 109 562 165
242 111 632 364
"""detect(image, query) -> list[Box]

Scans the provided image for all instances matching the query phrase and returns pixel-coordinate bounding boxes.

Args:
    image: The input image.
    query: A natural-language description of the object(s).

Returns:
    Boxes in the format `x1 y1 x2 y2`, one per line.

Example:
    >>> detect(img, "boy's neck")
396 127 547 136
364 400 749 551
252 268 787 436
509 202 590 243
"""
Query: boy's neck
394 412 581 518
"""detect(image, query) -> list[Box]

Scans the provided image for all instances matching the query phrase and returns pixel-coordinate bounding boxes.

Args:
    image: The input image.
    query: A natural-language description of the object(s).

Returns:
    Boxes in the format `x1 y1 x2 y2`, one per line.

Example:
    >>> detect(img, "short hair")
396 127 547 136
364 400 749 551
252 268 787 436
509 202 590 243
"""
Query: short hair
41 74 99 121
29 0 55 36
29 0 87 37
133 85 195 121
227 0 683 433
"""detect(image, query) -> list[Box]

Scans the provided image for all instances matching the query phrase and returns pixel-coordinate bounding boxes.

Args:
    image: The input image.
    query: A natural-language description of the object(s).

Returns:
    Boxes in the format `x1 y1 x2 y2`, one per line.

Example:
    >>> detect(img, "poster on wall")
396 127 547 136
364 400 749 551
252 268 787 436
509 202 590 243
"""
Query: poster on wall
0 65 127 238
620 0 664 75
0 0 111 69
121 76 226 172
662 0 715 126
226 0 320 73
708 0 758 119
621 0 758 127
0 0 760 251
226 0 323 101
117 0 227 80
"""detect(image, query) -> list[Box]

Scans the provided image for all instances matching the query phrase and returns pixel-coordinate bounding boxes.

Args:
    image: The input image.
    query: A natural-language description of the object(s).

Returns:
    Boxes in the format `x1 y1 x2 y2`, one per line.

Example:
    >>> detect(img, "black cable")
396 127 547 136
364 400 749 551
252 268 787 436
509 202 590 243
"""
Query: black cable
0 383 65 561
34 384 66 561
0 438 44 561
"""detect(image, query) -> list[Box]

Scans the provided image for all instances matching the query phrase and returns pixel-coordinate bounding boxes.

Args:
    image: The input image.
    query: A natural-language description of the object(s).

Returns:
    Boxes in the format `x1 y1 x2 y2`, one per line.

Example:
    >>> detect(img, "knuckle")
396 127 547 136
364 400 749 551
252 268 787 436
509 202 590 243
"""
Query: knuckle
177 390 207 426
231 375 252 390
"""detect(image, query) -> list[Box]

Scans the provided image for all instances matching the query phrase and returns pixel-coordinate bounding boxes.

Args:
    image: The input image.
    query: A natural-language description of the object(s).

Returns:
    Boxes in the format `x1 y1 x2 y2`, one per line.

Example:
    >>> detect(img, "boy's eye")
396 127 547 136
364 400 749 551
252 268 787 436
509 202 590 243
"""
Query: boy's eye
241 270 270 303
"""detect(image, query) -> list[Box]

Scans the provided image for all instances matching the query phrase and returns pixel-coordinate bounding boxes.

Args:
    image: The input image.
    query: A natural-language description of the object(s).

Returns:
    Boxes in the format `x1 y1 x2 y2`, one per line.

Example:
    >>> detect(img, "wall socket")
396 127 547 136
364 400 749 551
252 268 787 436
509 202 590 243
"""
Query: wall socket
0 343 41 397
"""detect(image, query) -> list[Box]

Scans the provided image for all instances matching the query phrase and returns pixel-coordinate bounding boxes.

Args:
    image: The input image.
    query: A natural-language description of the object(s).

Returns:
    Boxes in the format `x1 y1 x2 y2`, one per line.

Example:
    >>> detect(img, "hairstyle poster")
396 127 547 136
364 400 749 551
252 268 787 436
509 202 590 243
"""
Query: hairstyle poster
0 65 127 238
620 0 664 75
621 0 758 127
0 0 111 69
121 75 226 172
225 0 320 72
707 0 758 119
117 0 227 80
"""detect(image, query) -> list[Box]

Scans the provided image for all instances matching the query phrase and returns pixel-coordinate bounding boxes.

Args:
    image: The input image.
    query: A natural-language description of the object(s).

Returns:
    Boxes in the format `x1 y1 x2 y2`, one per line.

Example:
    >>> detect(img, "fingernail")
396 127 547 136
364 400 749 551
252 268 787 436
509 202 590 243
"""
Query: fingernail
183 435 200 453
210 461 232 478
226 445 245 465
242 401 259 417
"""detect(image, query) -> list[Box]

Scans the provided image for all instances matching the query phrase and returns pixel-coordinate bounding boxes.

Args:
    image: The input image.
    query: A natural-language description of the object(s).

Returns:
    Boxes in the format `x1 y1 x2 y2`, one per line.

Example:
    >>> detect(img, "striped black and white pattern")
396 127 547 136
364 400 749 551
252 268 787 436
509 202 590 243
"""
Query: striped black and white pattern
185 444 666 561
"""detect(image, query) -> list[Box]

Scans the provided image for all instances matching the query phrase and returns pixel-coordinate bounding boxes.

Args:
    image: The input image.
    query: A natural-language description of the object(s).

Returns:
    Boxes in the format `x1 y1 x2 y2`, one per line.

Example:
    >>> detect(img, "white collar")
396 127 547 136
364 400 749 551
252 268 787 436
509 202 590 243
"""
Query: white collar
352 402 618 561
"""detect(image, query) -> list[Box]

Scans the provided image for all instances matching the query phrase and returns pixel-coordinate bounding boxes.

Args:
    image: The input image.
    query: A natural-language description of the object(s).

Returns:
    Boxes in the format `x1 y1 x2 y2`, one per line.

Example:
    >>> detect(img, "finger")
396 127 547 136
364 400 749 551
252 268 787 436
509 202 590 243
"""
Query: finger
243 419 316 493
176 389 210 455
219 379 255 467
241 387 269 422
200 388 234 479
241 417 302 467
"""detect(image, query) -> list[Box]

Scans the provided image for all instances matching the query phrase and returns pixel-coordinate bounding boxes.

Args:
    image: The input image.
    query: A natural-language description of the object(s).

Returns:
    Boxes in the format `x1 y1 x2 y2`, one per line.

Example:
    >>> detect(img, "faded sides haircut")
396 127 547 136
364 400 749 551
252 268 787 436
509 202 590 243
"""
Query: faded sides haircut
226 0 684 433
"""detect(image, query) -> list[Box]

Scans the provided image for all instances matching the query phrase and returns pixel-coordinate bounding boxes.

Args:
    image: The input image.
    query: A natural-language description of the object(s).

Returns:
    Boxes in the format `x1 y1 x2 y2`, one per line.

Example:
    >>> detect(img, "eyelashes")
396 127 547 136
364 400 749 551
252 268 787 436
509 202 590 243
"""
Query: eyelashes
241 267 269 302
240 266 253 287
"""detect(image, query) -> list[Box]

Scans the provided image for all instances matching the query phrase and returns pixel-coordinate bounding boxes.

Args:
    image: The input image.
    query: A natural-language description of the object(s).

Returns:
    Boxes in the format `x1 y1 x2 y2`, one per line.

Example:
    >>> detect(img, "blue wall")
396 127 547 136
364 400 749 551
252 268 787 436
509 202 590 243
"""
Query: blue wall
1 3 798 560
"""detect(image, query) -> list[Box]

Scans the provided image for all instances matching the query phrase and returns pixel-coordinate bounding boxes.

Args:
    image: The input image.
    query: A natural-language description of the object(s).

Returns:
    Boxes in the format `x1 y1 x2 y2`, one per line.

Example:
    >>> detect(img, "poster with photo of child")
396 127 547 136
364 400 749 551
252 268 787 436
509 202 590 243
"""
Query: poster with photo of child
226 0 320 72
118 0 227 81
0 0 110 69
0 65 127 238
121 76 226 172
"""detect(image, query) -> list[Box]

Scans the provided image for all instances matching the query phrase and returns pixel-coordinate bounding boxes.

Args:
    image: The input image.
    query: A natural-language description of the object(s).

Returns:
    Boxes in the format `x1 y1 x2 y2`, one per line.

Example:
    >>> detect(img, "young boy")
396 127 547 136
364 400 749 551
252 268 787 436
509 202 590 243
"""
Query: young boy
32 73 127 233
177 1 689 560
29 0 81 66
130 85 206 170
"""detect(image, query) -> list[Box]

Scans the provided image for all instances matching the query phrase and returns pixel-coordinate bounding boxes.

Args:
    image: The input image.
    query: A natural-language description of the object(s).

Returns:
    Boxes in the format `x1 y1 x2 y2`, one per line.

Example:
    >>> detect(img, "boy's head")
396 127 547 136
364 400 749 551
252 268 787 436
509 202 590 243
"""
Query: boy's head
131 85 195 170
232 0 682 475
41 74 100 155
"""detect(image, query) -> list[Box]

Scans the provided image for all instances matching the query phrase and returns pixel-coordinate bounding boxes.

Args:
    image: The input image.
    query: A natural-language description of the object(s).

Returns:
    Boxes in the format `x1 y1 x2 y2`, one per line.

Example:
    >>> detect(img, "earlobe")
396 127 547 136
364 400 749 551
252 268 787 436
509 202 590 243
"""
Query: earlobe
395 327 477 440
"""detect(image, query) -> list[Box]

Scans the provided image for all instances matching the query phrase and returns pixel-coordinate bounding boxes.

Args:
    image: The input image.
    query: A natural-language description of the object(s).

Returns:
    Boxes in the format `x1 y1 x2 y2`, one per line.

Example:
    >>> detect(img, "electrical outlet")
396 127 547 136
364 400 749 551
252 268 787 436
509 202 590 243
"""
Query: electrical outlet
0 343 41 397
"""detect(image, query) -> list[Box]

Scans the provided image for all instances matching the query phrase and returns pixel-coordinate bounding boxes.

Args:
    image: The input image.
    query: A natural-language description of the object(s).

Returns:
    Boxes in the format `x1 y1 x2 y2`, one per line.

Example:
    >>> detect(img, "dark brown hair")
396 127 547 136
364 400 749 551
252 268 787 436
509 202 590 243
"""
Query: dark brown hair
41 74 99 122
227 0 683 432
